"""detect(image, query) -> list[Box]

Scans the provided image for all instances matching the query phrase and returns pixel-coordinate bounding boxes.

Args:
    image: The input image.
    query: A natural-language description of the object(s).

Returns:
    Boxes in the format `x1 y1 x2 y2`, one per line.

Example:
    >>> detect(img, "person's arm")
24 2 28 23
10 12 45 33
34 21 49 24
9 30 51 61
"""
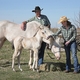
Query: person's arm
45 16 51 29
21 17 35 30
53 28 62 36
65 26 77 45
22 17 35 24
69 26 77 42
27 17 35 22
47 28 61 39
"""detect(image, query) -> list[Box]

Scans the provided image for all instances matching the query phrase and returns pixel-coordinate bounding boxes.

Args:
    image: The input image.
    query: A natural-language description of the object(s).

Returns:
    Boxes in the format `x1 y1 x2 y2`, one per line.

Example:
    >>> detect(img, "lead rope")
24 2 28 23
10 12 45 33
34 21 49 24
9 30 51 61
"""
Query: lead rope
46 49 54 59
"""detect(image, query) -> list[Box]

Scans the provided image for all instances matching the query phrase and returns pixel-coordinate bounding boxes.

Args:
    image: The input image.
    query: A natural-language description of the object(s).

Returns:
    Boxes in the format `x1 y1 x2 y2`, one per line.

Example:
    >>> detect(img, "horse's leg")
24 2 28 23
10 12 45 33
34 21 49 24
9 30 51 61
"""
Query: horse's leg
34 50 39 72
29 50 33 69
12 50 18 71
17 49 22 71
32 50 36 71
0 38 6 49
32 49 38 72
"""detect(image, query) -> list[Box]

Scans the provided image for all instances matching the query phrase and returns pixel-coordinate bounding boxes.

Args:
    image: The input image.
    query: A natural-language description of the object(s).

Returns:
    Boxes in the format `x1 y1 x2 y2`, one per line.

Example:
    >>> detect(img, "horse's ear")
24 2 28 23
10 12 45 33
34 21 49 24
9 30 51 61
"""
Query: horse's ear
52 36 55 40
39 25 44 29
58 35 62 38
47 35 54 40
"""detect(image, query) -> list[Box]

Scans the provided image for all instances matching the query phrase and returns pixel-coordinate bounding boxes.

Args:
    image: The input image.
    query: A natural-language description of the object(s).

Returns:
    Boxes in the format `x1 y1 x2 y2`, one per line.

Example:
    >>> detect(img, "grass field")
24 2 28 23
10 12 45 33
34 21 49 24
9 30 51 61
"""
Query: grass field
0 41 80 80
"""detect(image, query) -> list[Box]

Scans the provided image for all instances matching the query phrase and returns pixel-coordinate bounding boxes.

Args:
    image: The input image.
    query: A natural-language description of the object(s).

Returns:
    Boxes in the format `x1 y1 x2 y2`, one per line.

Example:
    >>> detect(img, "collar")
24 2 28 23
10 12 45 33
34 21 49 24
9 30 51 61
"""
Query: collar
36 14 42 19
62 25 72 29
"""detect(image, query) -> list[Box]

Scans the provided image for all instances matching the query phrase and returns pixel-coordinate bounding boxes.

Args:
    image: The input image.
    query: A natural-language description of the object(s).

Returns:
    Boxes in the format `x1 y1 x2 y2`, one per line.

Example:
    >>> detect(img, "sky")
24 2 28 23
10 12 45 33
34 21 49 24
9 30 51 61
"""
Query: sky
0 0 80 27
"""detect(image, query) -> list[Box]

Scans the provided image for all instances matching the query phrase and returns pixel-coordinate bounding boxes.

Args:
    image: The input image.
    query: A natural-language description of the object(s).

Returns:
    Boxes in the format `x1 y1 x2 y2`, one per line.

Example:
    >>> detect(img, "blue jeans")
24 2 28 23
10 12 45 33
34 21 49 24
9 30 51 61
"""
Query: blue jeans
64 41 79 72
38 42 46 66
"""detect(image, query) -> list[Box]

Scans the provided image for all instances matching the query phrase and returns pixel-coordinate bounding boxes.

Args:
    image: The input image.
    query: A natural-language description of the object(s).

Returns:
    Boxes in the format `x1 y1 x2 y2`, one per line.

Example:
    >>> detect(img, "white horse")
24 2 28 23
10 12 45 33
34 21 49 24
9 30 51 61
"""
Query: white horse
50 37 61 59
0 20 61 58
29 37 61 70
12 27 51 72
0 20 61 69
0 20 53 46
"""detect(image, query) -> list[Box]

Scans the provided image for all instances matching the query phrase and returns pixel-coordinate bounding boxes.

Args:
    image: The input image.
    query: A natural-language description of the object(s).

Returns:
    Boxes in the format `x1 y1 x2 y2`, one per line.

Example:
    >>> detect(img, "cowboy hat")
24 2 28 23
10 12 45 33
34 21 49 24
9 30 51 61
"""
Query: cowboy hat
58 16 69 24
32 6 43 12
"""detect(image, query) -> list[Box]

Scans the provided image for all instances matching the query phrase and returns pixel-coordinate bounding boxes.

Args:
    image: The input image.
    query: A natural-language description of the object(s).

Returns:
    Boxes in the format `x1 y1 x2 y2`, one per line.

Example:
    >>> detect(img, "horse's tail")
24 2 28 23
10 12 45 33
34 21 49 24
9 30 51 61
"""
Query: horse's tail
12 41 14 49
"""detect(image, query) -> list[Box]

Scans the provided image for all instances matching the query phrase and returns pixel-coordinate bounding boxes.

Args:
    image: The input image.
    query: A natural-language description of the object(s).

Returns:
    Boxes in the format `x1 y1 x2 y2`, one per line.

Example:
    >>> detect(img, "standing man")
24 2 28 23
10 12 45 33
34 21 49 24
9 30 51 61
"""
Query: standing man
21 6 51 66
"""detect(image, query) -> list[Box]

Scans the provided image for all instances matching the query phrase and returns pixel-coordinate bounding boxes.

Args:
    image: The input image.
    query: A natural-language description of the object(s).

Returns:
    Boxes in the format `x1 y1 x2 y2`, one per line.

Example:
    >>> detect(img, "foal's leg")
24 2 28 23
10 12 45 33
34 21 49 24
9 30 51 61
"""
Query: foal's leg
35 50 39 72
12 50 18 71
17 50 23 71
32 49 38 72
29 50 33 69
32 51 36 71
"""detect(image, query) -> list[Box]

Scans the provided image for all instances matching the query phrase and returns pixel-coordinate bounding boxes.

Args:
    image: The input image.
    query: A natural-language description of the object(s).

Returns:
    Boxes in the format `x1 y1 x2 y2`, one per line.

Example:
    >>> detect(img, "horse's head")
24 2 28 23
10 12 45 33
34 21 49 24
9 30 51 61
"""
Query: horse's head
51 44 61 60
47 36 61 60
38 27 50 39
47 36 55 49
38 26 54 40
40 25 53 36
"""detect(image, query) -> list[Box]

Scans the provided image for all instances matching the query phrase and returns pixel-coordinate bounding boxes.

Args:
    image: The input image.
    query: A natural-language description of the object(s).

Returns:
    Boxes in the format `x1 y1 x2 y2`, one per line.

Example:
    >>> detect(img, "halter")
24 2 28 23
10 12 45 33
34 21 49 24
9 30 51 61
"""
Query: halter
52 51 60 54
47 49 60 60
46 41 60 60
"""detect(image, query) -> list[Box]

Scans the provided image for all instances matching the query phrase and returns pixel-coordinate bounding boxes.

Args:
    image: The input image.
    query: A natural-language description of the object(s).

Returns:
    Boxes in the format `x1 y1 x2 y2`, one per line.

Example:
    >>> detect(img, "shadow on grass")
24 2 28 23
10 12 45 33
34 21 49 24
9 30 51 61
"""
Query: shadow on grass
0 61 28 67
0 61 79 73
40 62 74 72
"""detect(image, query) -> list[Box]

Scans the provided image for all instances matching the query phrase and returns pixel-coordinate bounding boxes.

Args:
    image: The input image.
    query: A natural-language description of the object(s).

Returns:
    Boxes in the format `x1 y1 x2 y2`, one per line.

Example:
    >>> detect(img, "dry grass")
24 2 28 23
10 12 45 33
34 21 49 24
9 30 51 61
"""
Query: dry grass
0 41 80 80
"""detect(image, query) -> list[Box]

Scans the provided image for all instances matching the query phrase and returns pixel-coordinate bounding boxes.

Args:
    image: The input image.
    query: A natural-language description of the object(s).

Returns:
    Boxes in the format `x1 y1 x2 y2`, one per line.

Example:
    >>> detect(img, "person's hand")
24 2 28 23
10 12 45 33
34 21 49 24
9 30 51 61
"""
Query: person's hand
21 21 27 31
21 23 24 30
65 41 70 46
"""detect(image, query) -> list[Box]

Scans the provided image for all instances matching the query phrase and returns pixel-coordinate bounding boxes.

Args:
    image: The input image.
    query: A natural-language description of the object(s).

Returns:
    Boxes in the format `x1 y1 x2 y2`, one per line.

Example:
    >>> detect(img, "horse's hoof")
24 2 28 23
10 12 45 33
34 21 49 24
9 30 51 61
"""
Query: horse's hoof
29 67 32 70
33 69 35 72
13 69 16 72
29 66 32 69
20 68 23 71
31 66 34 70
37 69 39 72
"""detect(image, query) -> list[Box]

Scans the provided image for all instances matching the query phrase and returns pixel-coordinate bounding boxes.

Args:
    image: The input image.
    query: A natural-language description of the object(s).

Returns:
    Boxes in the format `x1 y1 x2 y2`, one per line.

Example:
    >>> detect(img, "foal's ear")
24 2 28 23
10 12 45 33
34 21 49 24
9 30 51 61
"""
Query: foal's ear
39 25 44 29
51 37 55 41
58 35 62 38
47 35 55 40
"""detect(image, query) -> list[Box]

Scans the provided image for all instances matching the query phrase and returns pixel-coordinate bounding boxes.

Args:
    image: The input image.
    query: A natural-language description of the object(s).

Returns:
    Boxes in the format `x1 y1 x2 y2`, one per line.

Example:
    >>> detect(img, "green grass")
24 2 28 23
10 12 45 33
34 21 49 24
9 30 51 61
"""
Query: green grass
0 41 80 80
